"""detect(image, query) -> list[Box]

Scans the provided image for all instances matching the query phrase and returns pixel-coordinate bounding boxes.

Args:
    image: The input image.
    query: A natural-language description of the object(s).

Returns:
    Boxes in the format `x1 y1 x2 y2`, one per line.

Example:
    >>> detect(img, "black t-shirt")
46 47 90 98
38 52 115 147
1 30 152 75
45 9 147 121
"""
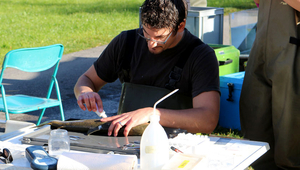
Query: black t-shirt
94 28 220 98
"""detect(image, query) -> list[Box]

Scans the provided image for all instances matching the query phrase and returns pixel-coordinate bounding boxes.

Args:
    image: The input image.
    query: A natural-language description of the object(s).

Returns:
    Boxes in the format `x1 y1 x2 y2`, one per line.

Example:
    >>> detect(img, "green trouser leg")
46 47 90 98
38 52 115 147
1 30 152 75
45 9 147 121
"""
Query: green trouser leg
240 0 300 169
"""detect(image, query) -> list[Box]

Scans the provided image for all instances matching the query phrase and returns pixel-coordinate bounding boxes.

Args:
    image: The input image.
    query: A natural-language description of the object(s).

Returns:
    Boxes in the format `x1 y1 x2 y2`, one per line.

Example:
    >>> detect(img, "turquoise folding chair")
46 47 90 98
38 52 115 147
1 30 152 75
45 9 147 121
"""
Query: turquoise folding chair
0 44 65 125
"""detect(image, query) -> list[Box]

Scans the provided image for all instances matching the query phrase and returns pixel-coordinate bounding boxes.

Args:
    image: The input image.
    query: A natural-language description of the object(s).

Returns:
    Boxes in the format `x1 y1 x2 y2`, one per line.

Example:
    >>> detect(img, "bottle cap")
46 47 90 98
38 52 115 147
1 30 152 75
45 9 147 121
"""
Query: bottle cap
149 114 160 122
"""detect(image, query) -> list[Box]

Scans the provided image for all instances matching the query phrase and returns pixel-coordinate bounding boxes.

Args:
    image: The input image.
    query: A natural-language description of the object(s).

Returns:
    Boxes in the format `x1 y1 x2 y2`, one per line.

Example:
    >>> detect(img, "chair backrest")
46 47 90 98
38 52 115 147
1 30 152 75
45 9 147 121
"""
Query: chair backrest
2 44 64 73
0 44 65 124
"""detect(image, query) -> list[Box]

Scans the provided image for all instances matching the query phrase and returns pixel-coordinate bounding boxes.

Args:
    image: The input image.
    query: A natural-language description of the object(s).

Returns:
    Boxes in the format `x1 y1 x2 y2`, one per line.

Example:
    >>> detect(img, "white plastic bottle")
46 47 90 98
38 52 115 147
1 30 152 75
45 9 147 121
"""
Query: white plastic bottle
140 114 169 170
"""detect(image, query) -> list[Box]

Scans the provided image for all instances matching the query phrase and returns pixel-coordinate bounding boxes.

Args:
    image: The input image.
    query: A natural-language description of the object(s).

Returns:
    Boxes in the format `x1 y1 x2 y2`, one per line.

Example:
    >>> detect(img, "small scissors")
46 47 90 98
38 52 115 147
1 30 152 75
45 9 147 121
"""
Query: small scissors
0 148 13 164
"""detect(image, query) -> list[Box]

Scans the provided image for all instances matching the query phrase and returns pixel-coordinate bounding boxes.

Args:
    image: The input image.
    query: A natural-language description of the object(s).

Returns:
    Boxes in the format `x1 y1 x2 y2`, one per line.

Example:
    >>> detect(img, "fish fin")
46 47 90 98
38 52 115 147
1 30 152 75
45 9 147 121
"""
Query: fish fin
34 120 56 128
87 125 102 136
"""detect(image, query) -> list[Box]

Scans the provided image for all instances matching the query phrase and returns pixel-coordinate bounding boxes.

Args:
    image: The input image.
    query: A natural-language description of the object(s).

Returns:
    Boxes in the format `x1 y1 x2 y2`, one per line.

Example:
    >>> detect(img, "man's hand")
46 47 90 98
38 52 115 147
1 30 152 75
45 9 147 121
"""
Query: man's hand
77 92 104 113
101 107 155 137
74 65 107 113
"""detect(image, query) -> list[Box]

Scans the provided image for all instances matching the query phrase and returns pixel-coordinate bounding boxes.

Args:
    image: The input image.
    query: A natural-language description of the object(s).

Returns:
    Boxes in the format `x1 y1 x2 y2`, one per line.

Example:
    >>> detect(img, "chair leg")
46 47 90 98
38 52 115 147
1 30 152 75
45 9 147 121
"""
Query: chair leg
36 104 64 126
59 103 65 122
36 108 46 126
5 112 9 121
53 78 65 122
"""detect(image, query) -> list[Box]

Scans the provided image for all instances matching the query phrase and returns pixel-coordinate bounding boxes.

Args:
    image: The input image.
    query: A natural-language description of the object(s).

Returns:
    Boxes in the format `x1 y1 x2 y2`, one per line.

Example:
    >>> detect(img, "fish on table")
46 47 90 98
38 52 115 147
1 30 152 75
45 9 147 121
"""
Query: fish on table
38 119 147 136
38 119 186 137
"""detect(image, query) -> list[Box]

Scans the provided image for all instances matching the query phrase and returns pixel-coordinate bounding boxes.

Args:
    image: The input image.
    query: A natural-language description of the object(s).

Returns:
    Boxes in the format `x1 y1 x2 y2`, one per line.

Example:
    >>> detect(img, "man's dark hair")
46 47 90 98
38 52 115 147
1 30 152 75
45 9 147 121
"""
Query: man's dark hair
140 0 188 34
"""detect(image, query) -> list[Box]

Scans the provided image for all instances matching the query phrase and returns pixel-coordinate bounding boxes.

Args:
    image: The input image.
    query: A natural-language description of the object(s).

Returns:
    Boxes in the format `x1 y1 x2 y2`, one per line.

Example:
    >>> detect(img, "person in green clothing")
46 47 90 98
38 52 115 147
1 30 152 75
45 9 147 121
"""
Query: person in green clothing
240 0 300 169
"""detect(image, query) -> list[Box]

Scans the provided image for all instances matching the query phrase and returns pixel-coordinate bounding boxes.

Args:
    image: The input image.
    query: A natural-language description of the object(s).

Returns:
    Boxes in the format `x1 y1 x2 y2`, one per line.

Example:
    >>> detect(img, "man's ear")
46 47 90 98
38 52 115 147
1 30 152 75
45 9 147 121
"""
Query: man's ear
178 19 186 32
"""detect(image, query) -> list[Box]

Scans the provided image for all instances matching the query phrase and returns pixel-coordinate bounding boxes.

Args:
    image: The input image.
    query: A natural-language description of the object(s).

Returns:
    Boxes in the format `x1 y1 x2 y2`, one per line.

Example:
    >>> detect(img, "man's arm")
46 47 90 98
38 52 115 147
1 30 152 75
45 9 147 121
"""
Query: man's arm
74 65 107 112
101 90 220 136
159 91 220 134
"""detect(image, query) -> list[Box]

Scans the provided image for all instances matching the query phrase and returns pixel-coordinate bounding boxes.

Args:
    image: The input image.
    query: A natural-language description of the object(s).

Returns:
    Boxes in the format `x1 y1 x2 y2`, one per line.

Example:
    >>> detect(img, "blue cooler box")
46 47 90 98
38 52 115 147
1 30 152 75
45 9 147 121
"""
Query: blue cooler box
219 71 245 130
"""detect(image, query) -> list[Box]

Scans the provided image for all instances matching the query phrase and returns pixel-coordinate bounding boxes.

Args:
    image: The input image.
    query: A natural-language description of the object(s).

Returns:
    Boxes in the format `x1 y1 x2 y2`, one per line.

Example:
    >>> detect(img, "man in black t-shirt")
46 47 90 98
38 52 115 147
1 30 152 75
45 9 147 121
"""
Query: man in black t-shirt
74 0 220 137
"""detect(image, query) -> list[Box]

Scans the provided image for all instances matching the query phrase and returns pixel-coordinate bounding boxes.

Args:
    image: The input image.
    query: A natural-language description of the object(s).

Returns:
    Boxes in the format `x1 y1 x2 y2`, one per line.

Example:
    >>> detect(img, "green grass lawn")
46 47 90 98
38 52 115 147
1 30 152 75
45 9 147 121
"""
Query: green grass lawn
208 0 257 15
0 0 256 66
0 0 144 63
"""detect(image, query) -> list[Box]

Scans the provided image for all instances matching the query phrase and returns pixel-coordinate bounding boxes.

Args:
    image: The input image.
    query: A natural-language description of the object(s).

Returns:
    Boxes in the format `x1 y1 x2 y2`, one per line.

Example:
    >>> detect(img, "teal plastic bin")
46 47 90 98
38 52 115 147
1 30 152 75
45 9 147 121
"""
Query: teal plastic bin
219 71 245 130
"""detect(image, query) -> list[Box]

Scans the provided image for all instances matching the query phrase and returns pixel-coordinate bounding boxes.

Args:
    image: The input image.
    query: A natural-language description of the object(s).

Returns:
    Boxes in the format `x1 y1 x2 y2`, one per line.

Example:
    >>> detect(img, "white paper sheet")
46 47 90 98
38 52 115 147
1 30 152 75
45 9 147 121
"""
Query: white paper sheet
57 152 137 170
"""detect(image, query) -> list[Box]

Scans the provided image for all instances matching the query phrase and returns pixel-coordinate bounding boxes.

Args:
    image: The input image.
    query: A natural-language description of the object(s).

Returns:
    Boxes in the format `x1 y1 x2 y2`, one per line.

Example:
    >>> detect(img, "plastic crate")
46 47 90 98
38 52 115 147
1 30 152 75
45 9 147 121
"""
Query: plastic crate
186 7 224 44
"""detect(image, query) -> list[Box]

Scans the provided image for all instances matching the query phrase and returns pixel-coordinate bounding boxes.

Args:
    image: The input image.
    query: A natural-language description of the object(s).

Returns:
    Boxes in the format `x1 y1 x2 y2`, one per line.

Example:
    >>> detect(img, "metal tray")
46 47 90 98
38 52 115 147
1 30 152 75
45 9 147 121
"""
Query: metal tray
21 125 141 157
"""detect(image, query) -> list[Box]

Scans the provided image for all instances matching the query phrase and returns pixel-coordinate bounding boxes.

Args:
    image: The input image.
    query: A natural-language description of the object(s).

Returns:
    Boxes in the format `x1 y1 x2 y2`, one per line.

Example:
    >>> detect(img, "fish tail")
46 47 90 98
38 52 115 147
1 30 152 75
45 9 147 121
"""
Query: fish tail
34 120 54 128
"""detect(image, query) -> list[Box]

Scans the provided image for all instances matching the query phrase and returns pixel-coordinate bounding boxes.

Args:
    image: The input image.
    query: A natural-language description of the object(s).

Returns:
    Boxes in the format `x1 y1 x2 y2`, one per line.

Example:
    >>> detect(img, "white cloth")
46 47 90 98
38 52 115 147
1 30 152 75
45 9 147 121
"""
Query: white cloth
57 152 137 170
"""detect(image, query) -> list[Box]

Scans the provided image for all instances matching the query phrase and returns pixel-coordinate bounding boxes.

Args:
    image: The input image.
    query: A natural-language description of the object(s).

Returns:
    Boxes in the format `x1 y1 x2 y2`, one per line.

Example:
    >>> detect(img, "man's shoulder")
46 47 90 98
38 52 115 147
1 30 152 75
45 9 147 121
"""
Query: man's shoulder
184 30 214 55
106 28 139 53
112 29 138 42
116 29 140 47
122 29 139 37
184 29 209 50
185 36 216 61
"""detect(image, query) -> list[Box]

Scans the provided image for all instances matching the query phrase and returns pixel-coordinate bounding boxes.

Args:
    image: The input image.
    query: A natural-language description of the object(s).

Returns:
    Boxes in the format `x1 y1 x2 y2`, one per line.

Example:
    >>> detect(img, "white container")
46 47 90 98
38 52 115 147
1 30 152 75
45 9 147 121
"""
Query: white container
140 114 169 170
48 129 70 158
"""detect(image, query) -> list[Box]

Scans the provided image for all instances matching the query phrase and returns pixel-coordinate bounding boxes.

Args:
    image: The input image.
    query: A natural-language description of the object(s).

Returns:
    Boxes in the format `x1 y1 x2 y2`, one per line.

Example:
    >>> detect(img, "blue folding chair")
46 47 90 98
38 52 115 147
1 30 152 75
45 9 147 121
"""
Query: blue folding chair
0 44 65 125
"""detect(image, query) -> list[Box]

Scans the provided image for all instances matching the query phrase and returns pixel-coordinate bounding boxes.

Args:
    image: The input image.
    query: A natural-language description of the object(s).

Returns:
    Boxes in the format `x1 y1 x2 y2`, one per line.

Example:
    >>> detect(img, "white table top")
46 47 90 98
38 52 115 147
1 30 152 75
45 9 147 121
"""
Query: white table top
166 134 269 169
0 125 269 170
